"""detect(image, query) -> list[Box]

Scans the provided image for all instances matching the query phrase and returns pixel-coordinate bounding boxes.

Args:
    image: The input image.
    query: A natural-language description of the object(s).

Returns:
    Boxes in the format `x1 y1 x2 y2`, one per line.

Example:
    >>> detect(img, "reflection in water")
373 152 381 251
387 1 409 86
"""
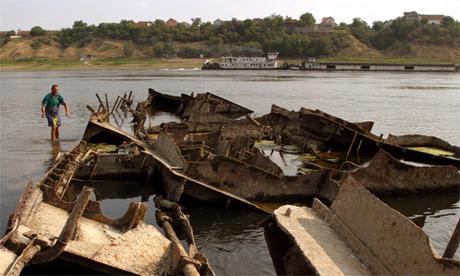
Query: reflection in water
148 111 182 126
187 208 275 276
99 196 159 227
44 141 62 169
381 193 459 218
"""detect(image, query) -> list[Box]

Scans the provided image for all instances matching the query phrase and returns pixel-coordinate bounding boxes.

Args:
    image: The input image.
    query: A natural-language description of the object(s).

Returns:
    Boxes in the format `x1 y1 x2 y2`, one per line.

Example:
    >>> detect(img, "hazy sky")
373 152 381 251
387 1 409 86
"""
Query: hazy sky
1 0 459 30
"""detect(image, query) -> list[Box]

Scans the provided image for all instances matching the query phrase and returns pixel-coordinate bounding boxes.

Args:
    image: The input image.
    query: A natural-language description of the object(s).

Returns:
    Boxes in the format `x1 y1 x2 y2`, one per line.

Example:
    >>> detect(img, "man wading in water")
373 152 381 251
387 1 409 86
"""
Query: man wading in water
41 84 70 141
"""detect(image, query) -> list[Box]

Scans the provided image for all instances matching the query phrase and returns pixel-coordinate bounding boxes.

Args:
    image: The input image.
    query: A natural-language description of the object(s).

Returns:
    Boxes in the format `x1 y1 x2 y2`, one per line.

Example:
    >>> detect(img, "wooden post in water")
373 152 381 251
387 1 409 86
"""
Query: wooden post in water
95 93 105 112
105 94 110 113
111 96 120 115
345 132 358 161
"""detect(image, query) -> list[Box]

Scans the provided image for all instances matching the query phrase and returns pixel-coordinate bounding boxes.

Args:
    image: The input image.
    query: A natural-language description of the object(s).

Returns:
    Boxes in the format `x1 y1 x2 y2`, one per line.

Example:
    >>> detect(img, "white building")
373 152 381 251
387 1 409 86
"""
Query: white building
213 19 224 26
219 52 279 69
403 12 444 25
420 14 444 25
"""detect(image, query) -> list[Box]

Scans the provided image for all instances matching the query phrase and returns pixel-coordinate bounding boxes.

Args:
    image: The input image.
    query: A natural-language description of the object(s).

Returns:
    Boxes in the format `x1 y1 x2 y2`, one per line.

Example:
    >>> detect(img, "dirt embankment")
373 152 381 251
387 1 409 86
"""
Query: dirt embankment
334 35 459 63
336 35 383 58
0 37 152 60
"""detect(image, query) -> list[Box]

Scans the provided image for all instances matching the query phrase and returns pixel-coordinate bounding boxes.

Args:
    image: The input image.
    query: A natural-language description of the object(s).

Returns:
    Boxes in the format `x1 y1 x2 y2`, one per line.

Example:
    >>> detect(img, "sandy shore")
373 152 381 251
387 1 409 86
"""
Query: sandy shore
0 58 205 71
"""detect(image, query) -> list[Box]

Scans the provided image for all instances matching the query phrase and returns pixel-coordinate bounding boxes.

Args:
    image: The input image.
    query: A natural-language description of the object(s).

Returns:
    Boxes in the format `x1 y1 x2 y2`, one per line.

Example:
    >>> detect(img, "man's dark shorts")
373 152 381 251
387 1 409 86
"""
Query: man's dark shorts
45 108 61 127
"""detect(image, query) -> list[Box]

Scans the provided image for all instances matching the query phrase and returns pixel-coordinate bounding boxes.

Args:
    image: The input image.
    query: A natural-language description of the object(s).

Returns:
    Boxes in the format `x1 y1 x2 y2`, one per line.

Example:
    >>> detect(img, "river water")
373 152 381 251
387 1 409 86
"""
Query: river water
0 69 459 274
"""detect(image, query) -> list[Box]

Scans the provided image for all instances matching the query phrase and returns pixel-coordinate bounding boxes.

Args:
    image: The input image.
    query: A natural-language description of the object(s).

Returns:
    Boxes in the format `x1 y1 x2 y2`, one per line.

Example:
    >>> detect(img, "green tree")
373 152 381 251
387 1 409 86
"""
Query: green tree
299 12 316 27
442 16 455 27
350 18 373 45
6 30 16 36
372 21 384 31
390 18 417 40
191 18 202 30
30 26 46 36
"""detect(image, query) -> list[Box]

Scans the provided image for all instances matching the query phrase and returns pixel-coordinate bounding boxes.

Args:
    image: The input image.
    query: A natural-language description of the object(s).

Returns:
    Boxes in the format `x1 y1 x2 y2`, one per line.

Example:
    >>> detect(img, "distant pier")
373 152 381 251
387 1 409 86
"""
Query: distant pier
202 56 459 72
302 61 459 72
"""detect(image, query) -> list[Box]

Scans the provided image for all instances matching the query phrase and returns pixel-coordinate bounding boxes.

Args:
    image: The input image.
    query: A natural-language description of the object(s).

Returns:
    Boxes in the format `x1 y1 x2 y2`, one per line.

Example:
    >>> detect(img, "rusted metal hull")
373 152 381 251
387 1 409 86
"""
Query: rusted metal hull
83 119 271 212
263 180 460 275
83 113 460 215
85 90 460 210
2 123 214 275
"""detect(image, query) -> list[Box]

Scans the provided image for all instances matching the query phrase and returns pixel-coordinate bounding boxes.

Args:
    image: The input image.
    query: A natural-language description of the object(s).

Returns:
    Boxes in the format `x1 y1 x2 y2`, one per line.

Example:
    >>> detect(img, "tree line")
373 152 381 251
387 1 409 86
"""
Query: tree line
349 16 460 51
53 14 348 58
4 13 460 58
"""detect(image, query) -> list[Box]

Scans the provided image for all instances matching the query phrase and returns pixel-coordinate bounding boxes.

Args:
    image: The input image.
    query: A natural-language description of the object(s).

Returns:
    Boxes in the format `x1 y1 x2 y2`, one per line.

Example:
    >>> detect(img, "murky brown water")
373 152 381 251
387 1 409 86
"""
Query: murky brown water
1 69 459 273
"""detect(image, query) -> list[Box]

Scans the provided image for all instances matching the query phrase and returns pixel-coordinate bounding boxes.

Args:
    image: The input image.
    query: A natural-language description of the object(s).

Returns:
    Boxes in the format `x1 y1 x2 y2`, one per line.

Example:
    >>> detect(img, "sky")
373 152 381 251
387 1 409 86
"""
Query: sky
0 0 459 31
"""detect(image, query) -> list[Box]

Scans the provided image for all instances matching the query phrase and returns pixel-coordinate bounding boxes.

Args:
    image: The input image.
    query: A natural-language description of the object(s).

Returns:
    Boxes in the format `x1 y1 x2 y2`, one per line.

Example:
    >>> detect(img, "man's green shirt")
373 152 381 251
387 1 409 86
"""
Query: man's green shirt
42 93 65 111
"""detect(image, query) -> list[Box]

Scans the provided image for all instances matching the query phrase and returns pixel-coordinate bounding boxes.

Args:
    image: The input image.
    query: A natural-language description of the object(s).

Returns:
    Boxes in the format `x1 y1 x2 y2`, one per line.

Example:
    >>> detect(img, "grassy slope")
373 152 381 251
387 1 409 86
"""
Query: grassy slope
321 35 460 64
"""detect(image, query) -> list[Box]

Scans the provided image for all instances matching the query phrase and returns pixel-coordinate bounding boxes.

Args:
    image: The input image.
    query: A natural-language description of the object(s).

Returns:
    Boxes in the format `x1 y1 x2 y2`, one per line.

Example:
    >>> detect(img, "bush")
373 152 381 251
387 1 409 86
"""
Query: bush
179 46 201 58
31 39 43 50
123 43 134 57
0 37 10 47
30 26 46 36
153 41 178 57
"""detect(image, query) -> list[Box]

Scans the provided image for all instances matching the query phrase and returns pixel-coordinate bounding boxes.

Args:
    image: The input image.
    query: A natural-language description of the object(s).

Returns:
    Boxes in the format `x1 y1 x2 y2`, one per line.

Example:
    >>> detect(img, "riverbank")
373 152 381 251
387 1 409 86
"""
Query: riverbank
0 58 204 71
1 56 458 71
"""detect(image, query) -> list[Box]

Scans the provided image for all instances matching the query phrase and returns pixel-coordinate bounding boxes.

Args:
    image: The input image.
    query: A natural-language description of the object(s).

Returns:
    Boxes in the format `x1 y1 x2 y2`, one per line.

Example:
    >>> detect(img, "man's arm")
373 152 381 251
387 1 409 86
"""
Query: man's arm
59 94 69 116
63 103 70 116
41 105 46 118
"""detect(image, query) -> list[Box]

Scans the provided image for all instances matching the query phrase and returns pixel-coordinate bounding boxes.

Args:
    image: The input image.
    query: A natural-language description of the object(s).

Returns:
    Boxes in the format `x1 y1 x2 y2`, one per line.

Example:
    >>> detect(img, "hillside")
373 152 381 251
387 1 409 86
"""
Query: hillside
1 14 459 69
1 33 458 65
0 37 152 60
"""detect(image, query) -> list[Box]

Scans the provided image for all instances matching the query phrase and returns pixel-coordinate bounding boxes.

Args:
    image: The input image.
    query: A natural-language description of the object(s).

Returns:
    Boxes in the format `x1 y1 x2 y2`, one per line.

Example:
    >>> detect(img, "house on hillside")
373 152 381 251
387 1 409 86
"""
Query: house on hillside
403 12 444 25
17 30 30 37
136 21 153 28
213 19 223 26
403 11 420 22
420 14 444 25
319 17 336 27
284 20 301 31
1 30 21 39
166 18 178 28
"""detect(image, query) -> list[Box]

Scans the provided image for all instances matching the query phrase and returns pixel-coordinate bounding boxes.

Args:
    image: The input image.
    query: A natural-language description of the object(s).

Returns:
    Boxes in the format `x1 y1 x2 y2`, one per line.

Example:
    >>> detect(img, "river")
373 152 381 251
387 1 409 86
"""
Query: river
0 69 459 274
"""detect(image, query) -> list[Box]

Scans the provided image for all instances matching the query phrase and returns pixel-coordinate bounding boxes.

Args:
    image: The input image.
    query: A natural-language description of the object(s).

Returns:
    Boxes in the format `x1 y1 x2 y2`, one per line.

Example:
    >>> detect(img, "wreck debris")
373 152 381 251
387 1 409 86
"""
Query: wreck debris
3 88 460 274
347 149 460 196
262 180 460 275
145 88 253 120
83 90 460 210
444 218 460 259
82 119 270 212
386 133 460 158
31 186 93 265
154 196 214 276
1 122 214 274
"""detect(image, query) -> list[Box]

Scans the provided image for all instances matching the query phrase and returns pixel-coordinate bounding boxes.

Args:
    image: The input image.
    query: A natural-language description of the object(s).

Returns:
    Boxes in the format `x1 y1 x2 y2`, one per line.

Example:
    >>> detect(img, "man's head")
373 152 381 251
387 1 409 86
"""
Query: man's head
51 84 59 95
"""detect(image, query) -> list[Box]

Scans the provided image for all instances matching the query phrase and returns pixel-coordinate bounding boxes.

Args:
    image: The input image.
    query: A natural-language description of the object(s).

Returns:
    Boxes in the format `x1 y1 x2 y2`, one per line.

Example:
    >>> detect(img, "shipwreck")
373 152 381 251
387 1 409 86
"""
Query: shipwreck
1 88 459 275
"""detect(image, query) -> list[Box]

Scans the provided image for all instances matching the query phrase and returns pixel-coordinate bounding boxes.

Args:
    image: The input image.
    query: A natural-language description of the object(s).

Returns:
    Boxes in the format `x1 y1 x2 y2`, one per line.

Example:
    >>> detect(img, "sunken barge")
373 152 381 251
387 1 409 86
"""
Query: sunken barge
1 88 459 275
